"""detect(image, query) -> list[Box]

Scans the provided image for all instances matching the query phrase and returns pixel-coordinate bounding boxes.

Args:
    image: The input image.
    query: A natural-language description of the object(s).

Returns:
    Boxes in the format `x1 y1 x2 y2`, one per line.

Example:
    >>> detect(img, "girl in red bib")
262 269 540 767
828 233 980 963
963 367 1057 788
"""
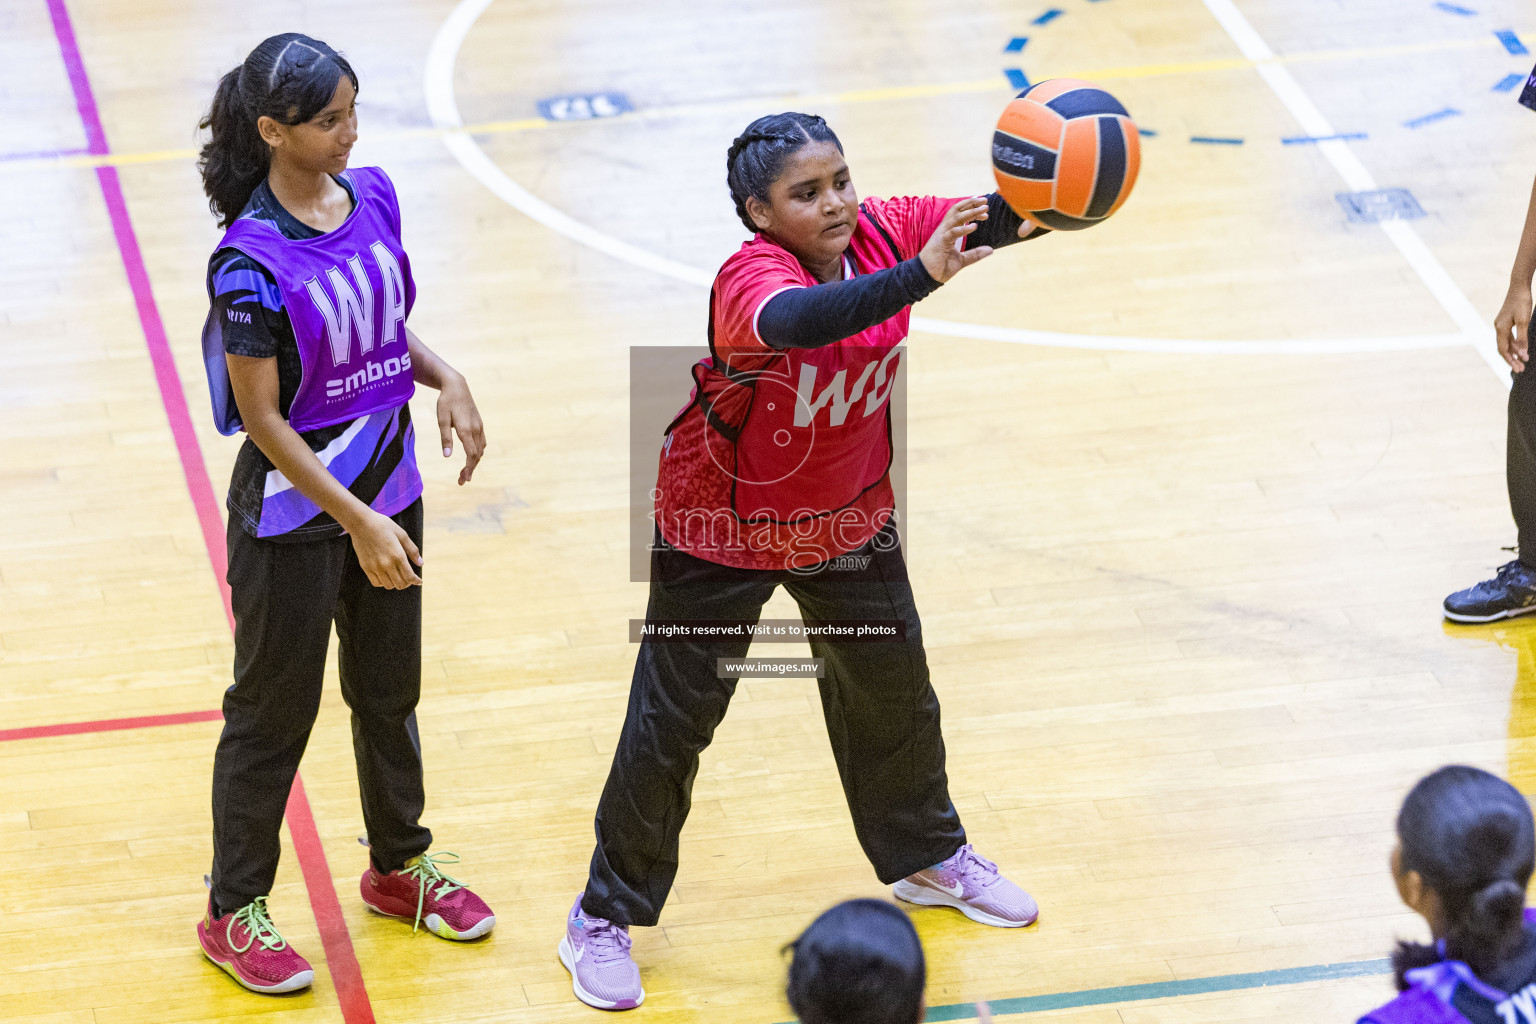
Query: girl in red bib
559 112 1049 1010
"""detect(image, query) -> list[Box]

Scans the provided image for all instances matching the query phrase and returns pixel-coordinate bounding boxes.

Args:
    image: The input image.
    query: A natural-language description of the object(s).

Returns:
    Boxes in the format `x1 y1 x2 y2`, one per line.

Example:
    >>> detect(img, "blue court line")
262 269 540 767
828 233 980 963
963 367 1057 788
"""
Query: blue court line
773 958 1392 1023
1032 8 1063 25
1403 107 1461 128
0 146 87 162
1005 68 1030 89
1497 29 1530 55
1004 36 1028 53
1190 135 1244 144
1282 132 1368 144
1138 128 1158 137
1497 72 1526 92
1433 1 1476 13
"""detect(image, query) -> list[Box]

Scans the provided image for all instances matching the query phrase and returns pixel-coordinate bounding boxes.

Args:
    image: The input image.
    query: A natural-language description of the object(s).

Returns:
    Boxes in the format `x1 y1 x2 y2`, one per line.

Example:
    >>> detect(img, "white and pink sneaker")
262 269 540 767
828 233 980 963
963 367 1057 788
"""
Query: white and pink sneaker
893 844 1039 927
558 894 645 1010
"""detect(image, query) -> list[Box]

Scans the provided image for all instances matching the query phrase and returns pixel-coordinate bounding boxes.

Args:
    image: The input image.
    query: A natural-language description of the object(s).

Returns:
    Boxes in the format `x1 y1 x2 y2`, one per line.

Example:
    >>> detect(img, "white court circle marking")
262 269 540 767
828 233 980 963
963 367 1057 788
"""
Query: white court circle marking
424 0 1493 365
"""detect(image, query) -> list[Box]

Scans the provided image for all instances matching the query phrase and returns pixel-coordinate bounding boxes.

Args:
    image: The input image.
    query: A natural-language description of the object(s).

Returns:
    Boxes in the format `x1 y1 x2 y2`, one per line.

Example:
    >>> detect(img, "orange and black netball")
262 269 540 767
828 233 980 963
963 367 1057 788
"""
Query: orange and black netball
991 78 1140 231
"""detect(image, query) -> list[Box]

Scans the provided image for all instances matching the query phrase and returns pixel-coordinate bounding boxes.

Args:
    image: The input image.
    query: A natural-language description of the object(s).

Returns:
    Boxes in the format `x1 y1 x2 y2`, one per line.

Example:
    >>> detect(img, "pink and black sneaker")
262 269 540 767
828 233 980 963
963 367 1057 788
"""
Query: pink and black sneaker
558 893 645 1010
360 851 495 940
893 844 1039 927
196 895 315 994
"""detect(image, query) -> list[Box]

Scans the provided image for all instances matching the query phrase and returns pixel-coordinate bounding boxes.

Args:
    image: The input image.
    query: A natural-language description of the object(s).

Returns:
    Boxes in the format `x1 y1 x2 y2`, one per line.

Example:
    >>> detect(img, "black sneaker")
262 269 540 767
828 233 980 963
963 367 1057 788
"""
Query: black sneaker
1443 560 1536 623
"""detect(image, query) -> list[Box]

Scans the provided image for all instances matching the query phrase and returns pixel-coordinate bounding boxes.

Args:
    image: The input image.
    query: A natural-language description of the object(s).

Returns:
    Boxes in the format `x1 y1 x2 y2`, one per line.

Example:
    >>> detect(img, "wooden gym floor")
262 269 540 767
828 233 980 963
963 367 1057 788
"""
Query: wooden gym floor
4 0 1536 1020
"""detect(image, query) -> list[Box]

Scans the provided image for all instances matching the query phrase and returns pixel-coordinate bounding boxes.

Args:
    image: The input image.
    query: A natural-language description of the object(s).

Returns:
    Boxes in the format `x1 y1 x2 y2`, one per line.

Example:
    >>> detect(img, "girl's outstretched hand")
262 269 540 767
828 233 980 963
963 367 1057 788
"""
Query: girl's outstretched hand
436 375 486 484
976 1001 993 1023
919 197 993 284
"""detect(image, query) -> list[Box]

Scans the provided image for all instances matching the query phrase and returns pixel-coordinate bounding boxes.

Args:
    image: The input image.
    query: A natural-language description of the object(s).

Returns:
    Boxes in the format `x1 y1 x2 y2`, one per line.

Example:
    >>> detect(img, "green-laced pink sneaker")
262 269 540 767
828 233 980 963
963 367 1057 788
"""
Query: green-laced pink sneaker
360 851 496 940
197 896 315 993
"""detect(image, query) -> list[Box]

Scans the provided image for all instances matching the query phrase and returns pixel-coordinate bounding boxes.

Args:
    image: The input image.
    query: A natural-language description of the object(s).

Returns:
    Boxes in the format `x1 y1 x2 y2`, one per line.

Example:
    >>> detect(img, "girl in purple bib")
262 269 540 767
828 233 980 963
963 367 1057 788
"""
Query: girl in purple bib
192 33 495 994
1361 766 1536 1024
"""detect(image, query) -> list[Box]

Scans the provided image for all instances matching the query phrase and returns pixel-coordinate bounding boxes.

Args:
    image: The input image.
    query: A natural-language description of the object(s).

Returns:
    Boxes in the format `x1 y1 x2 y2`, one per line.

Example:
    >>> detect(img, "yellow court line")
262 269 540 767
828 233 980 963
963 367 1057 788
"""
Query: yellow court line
9 32 1518 174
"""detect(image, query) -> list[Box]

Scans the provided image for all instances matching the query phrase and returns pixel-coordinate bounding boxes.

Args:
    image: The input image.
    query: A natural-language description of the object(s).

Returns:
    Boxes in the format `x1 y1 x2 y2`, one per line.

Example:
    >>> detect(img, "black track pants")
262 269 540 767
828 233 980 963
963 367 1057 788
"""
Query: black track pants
1513 316 1536 568
209 499 432 913
581 524 966 927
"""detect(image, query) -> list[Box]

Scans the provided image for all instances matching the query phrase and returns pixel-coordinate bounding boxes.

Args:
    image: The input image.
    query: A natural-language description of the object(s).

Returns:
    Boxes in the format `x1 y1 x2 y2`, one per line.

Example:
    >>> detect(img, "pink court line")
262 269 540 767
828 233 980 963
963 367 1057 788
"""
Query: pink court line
0 708 223 743
43 2 375 1021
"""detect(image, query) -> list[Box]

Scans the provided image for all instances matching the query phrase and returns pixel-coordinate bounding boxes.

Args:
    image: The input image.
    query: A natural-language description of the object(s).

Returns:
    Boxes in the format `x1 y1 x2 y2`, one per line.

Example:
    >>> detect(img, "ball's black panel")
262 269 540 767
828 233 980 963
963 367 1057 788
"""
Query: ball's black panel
1085 116 1128 220
991 130 1057 181
1043 87 1129 119
1028 207 1099 231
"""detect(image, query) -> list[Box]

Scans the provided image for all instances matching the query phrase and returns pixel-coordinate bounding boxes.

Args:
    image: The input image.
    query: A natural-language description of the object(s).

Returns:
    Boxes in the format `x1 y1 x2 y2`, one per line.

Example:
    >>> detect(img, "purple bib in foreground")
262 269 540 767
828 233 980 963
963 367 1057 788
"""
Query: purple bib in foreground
1359 909 1536 1024
201 166 416 435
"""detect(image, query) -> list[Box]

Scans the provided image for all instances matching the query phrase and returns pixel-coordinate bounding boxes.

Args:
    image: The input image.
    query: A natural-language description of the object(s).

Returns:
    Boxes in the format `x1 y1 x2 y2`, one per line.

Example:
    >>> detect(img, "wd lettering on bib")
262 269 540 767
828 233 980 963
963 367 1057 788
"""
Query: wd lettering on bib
794 349 900 427
199 167 417 435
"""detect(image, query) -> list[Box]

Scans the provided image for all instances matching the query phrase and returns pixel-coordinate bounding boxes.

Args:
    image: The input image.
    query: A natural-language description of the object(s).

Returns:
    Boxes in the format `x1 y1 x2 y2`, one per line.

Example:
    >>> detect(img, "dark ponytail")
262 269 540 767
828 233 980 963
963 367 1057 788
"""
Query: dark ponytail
198 33 358 228
725 112 842 233
785 899 925 1024
1393 765 1535 988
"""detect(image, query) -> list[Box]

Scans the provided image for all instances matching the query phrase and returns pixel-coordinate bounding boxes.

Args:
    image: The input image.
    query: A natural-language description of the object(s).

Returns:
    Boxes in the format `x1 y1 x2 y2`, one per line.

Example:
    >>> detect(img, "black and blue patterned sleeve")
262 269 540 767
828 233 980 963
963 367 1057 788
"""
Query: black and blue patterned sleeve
208 249 286 359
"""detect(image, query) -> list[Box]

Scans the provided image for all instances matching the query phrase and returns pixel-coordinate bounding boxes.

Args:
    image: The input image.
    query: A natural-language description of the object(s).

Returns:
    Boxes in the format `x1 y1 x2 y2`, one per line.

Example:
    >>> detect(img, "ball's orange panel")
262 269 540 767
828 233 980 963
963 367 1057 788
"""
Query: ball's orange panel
1054 116 1100 219
994 176 1055 214
996 101 1064 150
1020 77 1097 106
1107 117 1141 217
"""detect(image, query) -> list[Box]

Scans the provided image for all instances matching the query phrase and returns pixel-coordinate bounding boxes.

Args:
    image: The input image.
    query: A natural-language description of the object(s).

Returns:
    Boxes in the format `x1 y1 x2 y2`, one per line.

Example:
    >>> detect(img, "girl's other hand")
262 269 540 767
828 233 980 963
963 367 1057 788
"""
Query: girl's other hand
349 509 422 589
976 1000 993 1023
919 197 993 284
437 375 486 484
1496 283 1534 373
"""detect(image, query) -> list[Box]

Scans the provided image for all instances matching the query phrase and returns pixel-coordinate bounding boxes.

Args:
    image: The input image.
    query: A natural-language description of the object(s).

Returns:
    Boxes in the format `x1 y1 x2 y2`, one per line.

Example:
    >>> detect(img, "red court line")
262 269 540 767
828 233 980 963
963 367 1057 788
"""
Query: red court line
0 709 223 743
286 775 372 1017
44 0 233 633
44 3 375 1021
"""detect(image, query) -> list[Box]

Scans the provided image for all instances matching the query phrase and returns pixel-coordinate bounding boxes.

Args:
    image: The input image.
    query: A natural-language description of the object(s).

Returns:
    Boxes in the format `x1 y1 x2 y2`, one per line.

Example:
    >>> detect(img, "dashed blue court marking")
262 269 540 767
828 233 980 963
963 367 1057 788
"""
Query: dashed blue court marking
1004 37 1028 52
1032 8 1063 25
1497 29 1530 56
1005 68 1030 89
1433 1 1476 13
1190 135 1244 144
1283 132 1368 144
1138 128 1158 137
1497 73 1525 92
1403 107 1461 128
772 958 1392 1022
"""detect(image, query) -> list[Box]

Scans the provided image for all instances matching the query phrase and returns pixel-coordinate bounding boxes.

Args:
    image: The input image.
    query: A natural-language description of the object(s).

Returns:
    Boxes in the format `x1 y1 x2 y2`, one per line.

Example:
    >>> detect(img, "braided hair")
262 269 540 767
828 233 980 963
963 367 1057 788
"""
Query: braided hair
1392 765 1535 988
726 112 843 233
198 33 358 228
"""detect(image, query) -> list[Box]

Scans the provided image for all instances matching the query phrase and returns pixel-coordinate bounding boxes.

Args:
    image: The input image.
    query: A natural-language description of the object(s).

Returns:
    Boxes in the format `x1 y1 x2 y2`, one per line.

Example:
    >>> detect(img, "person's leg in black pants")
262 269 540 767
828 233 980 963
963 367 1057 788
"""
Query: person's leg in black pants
210 520 347 914
783 530 966 883
1511 320 1536 568
1444 319 1536 621
581 541 777 927
334 498 433 874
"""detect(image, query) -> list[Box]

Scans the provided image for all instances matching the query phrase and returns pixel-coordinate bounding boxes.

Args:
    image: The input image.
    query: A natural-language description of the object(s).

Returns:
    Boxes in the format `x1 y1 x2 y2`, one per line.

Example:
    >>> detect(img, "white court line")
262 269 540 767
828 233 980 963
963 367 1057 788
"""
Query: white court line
1199 0 1506 382
424 0 1491 362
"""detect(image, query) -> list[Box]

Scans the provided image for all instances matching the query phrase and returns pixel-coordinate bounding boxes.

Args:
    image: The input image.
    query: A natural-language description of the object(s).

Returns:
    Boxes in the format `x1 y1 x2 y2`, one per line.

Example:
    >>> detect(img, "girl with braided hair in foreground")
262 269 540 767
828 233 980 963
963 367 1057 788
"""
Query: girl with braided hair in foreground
1359 766 1536 1024
559 112 1050 1010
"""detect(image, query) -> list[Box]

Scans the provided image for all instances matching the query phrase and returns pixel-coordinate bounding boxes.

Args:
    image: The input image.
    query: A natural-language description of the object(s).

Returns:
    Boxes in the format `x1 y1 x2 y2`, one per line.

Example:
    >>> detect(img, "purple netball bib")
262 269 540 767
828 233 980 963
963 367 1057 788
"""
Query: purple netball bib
201 166 416 435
